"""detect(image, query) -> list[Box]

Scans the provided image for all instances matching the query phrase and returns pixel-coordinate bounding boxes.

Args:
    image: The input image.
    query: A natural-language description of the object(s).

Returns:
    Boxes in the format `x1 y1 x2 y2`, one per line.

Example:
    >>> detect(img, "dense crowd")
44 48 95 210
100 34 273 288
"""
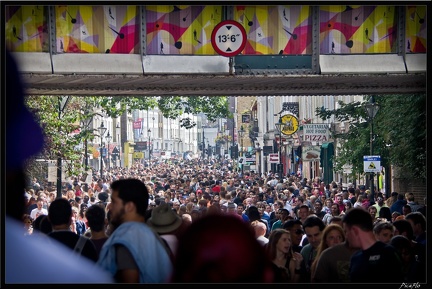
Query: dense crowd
20 158 427 283
6 49 426 283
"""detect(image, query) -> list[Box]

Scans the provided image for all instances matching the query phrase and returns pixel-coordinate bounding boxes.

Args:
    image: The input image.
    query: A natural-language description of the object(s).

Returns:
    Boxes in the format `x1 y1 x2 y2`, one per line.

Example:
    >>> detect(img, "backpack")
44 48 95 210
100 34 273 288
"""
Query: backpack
73 235 89 255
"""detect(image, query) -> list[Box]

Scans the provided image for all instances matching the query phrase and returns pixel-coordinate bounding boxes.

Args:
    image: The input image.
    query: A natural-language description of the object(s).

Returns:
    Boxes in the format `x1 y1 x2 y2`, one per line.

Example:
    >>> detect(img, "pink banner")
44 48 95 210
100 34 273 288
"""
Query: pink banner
133 120 141 129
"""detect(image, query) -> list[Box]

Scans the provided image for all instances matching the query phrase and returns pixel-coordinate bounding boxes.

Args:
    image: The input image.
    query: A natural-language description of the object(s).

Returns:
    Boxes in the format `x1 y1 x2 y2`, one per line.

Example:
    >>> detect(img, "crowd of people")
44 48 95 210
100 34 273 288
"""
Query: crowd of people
18 158 427 283
5 50 427 284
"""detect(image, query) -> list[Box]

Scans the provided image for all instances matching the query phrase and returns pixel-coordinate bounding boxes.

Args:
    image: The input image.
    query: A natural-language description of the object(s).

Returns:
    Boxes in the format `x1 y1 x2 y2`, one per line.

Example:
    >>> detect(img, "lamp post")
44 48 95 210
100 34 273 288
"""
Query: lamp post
57 96 71 199
238 125 245 174
98 122 107 178
81 108 92 172
116 122 120 167
148 129 151 161
364 96 380 204
105 131 112 170
275 115 284 181
202 127 205 159
255 142 262 176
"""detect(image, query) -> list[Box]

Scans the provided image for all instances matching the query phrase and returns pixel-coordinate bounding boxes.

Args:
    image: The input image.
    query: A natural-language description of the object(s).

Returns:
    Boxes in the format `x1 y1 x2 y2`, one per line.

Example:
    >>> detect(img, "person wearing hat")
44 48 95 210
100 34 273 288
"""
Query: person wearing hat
147 203 183 259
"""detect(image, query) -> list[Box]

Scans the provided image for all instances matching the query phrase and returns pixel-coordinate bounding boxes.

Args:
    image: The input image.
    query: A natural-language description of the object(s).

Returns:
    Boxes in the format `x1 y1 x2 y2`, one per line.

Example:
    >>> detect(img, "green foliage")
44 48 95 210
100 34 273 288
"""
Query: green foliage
315 94 426 180
24 95 231 179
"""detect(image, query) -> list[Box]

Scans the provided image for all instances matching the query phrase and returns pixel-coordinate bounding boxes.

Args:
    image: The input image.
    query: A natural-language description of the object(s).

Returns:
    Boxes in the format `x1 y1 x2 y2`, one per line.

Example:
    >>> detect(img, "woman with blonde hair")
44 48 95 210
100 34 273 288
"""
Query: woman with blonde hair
266 228 303 282
310 224 345 282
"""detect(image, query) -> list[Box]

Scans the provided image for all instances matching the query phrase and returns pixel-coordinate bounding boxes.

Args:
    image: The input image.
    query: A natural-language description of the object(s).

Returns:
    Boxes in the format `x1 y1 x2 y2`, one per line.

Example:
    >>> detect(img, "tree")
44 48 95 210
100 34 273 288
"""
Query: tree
24 96 231 179
315 94 426 182
99 96 231 128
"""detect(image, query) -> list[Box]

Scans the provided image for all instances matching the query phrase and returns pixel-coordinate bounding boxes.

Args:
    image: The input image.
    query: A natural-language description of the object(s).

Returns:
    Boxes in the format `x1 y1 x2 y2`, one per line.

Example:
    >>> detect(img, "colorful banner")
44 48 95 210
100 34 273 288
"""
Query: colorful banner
55 5 139 53
405 6 426 53
5 6 49 52
133 120 142 129
5 5 426 54
146 5 223 54
319 5 397 54
233 5 312 55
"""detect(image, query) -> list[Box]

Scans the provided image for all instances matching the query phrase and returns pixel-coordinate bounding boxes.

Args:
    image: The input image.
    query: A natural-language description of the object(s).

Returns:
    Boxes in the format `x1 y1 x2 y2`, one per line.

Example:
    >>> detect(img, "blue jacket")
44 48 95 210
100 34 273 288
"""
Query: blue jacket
390 199 406 214
97 221 172 283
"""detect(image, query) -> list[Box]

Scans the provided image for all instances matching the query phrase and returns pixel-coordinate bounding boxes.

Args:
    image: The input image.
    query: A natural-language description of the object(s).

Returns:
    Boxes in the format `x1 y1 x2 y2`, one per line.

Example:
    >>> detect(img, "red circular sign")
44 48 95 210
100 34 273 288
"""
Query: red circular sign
211 20 247 57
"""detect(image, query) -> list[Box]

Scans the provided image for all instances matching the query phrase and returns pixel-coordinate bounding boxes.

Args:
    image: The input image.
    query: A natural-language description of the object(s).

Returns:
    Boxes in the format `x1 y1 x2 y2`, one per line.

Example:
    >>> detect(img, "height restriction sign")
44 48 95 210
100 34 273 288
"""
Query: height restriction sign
363 155 381 173
211 20 247 57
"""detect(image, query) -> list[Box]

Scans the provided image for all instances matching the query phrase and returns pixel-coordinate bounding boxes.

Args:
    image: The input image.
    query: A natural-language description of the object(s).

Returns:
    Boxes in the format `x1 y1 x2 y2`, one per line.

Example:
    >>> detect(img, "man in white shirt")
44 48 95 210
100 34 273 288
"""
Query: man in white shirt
30 197 48 220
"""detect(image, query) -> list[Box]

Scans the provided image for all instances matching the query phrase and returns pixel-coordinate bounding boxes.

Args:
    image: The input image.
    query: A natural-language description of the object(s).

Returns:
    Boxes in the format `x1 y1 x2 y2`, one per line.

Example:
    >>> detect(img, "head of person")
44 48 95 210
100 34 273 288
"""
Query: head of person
389 235 414 265
392 219 414 240
237 203 245 215
85 204 107 233
378 207 392 222
342 208 374 249
278 208 290 222
251 220 267 238
109 179 149 230
302 215 325 249
329 216 343 227
392 211 402 222
171 214 274 283
402 204 412 216
376 196 384 206
267 228 293 260
283 219 304 247
36 197 44 209
368 206 377 218
342 198 351 208
317 224 345 253
313 200 323 214
404 212 426 236
298 205 310 220
48 198 72 227
330 203 340 216
373 221 395 244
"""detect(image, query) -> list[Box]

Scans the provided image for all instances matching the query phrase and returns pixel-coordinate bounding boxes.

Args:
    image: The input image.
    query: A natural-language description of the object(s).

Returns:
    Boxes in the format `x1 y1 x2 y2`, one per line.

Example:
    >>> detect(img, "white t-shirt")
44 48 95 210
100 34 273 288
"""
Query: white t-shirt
30 207 48 220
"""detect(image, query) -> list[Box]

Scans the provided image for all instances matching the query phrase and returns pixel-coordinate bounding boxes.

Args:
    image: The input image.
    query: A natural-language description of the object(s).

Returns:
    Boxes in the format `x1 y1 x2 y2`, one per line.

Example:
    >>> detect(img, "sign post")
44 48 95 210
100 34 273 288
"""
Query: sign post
269 153 279 163
363 156 381 173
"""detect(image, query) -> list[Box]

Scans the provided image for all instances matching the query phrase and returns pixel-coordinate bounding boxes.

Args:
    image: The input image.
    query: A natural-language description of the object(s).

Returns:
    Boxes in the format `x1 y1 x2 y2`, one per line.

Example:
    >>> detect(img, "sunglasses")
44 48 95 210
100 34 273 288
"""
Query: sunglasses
294 229 304 235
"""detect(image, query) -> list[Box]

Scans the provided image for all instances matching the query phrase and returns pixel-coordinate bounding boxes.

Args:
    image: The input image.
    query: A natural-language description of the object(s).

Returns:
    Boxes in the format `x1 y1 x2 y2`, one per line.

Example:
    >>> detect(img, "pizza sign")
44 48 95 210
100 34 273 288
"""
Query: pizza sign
303 124 329 143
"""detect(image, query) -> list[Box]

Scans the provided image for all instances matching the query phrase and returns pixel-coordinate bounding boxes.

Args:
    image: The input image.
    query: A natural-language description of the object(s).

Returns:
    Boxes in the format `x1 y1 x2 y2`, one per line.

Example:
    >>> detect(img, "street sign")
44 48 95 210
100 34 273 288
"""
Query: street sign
246 157 256 165
135 141 147 151
263 145 273 156
302 145 320 161
133 152 144 159
211 20 247 57
303 124 330 143
280 114 299 136
269 153 279 163
363 155 381 173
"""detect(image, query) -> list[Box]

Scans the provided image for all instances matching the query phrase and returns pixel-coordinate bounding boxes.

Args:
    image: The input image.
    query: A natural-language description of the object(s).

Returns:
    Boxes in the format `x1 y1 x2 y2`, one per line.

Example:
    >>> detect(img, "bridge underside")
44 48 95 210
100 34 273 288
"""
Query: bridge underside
23 73 426 97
